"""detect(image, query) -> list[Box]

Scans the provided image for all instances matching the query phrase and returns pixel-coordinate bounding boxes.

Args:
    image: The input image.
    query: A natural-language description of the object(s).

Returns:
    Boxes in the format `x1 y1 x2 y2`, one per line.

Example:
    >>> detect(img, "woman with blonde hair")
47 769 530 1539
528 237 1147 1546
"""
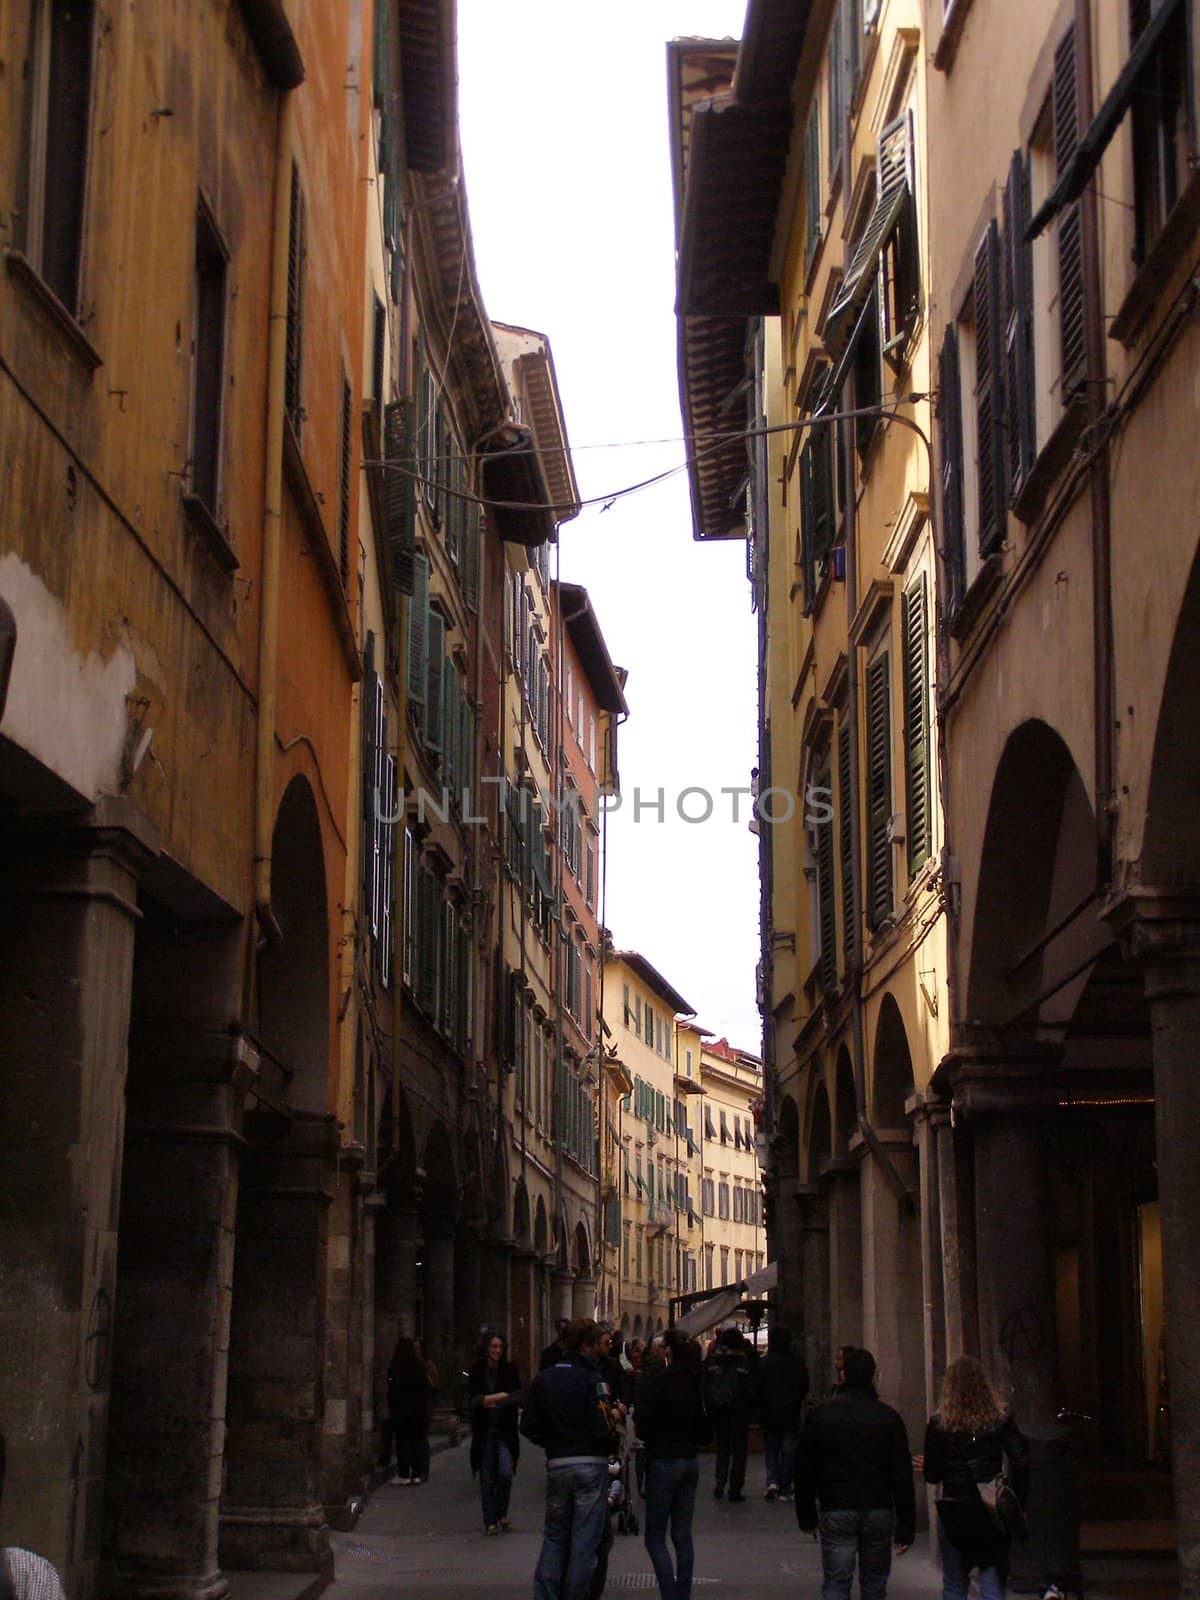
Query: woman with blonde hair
921 1356 1029 1600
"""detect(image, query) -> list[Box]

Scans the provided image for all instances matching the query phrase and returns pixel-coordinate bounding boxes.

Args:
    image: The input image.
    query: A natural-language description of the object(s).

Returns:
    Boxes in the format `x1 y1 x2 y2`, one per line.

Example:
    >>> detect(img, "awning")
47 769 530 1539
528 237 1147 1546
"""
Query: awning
1027 0 1183 240
673 1260 779 1338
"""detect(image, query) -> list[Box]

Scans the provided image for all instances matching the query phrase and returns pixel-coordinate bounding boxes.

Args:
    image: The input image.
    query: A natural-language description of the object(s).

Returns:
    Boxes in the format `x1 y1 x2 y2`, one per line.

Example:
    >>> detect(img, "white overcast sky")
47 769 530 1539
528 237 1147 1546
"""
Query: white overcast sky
458 0 760 1053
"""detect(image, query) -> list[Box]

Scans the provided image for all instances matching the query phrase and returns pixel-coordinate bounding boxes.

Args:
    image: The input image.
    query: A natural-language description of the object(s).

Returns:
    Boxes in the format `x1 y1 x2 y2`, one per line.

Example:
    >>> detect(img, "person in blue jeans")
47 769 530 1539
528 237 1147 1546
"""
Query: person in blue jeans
467 1332 524 1534
756 1324 809 1501
920 1355 1029 1600
520 1317 618 1600
634 1329 711 1600
795 1347 915 1600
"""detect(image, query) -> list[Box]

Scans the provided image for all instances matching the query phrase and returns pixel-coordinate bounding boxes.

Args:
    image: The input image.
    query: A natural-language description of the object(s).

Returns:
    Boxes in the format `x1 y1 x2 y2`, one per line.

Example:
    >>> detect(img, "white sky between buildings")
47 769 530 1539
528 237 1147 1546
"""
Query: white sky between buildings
458 1 761 1056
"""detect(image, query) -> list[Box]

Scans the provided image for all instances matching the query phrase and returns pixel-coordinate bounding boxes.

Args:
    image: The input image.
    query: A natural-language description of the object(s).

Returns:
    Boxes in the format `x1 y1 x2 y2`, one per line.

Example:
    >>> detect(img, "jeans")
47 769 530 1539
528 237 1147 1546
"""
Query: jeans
391 1410 426 1480
938 1515 1005 1600
644 1457 699 1600
481 1436 514 1527
585 1501 615 1600
763 1429 798 1495
818 1507 895 1600
534 1459 610 1600
712 1412 749 1494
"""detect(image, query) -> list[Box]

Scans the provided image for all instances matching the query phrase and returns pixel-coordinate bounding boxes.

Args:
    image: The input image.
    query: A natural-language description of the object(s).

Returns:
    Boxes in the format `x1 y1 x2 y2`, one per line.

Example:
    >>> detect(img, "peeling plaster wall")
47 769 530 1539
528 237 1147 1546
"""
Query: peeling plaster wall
0 553 135 803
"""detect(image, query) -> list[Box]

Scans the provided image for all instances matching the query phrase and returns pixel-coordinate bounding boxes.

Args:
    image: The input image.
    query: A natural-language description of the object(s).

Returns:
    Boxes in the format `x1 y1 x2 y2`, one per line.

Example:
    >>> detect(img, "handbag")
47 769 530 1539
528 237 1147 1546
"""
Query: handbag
975 1458 1024 1536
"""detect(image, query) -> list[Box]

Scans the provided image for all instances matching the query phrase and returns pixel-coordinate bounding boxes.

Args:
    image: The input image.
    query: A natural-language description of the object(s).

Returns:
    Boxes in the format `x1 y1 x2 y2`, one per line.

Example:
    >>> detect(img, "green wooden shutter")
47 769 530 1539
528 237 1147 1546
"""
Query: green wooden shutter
866 651 893 929
406 553 428 724
383 398 416 595
838 718 856 968
361 634 380 925
1053 25 1086 396
462 501 480 611
1002 150 1037 499
425 608 444 754
974 219 1006 556
817 763 837 991
937 326 966 615
902 575 932 876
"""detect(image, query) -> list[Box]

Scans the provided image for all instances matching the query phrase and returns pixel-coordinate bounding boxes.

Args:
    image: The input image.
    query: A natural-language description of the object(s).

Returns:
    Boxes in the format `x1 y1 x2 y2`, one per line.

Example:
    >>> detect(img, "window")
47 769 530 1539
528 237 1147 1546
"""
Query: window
623 982 632 1027
702 1176 715 1216
838 716 857 968
190 200 228 516
1002 152 1037 497
719 1109 729 1144
937 325 967 617
827 4 845 183
865 645 894 929
800 427 837 607
23 0 94 314
902 574 933 875
1052 25 1086 399
285 163 306 434
805 100 823 271
382 398 416 594
972 220 1007 557
815 757 837 991
718 1182 731 1220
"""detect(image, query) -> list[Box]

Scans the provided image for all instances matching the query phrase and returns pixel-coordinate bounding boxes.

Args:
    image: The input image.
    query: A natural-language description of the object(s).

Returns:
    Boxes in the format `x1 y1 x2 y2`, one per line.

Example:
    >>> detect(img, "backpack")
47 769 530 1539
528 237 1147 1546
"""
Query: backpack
704 1358 744 1412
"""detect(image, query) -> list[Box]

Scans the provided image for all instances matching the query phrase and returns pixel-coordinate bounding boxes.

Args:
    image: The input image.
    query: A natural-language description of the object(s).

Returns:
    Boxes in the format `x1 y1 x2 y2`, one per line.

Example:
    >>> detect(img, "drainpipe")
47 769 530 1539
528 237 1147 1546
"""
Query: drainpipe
253 92 295 946
1076 0 1115 889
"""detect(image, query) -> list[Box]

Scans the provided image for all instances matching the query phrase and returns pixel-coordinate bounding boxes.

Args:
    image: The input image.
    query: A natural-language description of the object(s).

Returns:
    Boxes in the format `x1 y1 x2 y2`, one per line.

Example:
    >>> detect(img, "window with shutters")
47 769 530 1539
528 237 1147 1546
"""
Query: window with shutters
424 607 445 756
1052 26 1087 400
852 289 883 457
805 100 824 272
800 427 837 608
902 574 933 877
827 5 845 184
1002 152 1038 500
338 371 353 587
285 164 306 435
371 296 387 416
972 221 1007 558
383 399 416 595
937 326 967 620
1129 0 1190 266
22 0 95 317
865 645 894 930
402 825 417 989
189 199 228 519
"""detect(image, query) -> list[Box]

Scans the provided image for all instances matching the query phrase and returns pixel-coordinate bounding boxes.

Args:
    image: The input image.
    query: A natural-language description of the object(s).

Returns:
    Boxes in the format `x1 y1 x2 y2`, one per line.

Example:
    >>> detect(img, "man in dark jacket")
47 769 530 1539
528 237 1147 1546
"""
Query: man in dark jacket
521 1318 618 1600
700 1327 757 1502
540 1318 572 1370
757 1324 809 1501
795 1347 915 1600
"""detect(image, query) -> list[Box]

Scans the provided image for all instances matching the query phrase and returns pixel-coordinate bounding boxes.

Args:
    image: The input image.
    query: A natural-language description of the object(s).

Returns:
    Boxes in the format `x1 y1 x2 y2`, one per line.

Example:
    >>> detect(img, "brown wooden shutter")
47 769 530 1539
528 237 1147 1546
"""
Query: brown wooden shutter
1002 150 1037 500
866 651 893 929
285 164 306 432
973 220 1006 556
937 325 966 616
42 0 94 313
425 608 444 754
407 552 428 722
1053 25 1086 396
192 204 227 512
902 574 932 875
817 763 837 991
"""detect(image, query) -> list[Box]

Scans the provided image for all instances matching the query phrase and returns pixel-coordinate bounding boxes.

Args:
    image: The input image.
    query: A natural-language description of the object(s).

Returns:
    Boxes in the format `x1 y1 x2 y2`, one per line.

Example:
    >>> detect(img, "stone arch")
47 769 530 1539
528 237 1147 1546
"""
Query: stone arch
775 1092 800 1180
834 1047 857 1155
872 994 914 1127
534 1195 550 1258
258 775 329 1114
808 1080 833 1182
969 719 1098 1026
633 1314 643 1340
1142 535 1200 883
574 1219 592 1279
512 1180 532 1253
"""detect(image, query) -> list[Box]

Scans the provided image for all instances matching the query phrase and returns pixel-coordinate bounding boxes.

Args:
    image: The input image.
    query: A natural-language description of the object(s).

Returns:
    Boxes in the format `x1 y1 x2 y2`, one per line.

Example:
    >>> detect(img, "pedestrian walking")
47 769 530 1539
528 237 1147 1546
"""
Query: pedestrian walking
700 1327 757 1502
541 1318 572 1370
919 1355 1030 1600
634 1328 711 1600
757 1324 809 1502
520 1317 619 1600
467 1332 524 1535
794 1346 915 1600
387 1336 435 1486
0 1431 67 1600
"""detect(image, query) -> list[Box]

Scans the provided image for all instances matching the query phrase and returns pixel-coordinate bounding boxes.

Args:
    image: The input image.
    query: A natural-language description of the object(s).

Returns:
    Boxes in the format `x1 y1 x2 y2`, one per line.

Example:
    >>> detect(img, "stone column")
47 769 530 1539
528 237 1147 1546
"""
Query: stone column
319 1143 367 1524
956 1064 1060 1431
455 1223 484 1371
423 1225 456 1411
1113 900 1200 1599
219 1113 336 1575
934 1108 979 1363
796 1186 830 1395
102 1027 258 1600
509 1251 537 1381
553 1270 575 1325
825 1158 863 1359
479 1237 512 1341
572 1276 597 1320
0 800 158 1597
915 1105 947 1419
772 1176 805 1332
857 1127 924 1442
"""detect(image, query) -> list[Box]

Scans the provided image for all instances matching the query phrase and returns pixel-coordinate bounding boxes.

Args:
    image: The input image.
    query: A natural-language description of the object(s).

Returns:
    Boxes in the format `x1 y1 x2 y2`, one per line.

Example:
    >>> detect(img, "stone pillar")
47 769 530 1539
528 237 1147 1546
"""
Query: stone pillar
772 1176 805 1332
553 1270 575 1325
796 1186 830 1395
915 1106 948 1420
825 1159 863 1359
319 1143 367 1524
479 1237 512 1342
857 1127 924 1443
934 1109 980 1363
955 1060 1061 1430
455 1223 484 1370
572 1276 597 1320
510 1252 537 1381
0 801 158 1597
219 1113 336 1575
102 1026 257 1600
423 1226 456 1408
1113 900 1200 1599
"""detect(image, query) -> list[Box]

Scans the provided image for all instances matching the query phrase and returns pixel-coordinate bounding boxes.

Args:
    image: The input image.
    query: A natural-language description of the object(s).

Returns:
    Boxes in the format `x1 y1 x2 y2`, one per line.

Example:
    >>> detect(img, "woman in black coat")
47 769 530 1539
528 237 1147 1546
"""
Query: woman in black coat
921 1355 1030 1600
466 1332 524 1534
387 1336 436 1486
635 1329 711 1600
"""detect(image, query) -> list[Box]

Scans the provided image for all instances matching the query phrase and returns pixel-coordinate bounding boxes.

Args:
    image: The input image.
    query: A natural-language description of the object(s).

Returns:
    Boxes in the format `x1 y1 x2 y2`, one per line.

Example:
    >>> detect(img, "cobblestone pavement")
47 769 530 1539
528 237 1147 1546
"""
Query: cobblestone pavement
320 1443 944 1600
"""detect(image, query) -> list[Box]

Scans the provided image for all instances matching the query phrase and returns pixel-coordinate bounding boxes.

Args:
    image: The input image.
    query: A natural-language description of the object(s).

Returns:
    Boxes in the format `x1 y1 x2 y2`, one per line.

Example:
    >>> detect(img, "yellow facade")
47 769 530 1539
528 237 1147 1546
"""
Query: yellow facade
697 1039 766 1297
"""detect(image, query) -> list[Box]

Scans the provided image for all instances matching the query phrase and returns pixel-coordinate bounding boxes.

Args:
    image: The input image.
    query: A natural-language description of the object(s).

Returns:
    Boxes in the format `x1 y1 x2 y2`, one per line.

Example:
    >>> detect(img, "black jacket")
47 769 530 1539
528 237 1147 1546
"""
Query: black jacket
634 1361 711 1459
700 1345 757 1417
922 1413 1029 1504
519 1353 616 1461
794 1384 916 1545
467 1358 524 1465
757 1349 810 1431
